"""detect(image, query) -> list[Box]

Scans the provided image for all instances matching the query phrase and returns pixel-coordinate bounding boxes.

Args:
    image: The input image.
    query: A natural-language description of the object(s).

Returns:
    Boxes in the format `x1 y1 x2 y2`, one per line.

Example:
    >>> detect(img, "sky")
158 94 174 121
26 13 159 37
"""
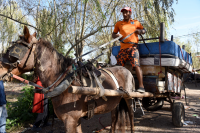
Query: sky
168 0 200 43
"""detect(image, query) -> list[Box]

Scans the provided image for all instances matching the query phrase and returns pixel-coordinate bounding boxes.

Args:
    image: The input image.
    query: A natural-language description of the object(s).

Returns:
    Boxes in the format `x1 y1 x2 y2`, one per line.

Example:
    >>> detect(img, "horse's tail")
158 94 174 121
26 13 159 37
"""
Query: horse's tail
113 98 131 133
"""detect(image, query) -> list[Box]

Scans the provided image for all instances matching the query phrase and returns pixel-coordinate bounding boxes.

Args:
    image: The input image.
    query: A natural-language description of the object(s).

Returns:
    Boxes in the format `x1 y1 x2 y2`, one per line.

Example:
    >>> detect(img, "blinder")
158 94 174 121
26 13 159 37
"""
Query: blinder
9 41 31 60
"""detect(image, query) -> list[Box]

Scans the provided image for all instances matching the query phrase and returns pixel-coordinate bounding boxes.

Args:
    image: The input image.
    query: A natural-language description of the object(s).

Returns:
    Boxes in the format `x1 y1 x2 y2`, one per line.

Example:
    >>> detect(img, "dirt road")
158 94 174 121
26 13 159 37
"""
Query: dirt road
6 82 200 133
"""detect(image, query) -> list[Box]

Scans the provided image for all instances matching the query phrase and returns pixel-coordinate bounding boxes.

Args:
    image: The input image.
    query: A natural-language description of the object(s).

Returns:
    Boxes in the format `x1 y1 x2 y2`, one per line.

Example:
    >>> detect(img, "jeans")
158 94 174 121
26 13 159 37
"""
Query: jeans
0 105 7 133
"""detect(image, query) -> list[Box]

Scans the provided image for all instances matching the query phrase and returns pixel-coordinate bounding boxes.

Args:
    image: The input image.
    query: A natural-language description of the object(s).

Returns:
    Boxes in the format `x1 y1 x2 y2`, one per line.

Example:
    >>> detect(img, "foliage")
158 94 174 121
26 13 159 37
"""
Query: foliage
174 37 200 70
6 85 55 131
0 2 28 55
0 0 178 62
191 32 200 70
6 86 37 130
21 74 34 81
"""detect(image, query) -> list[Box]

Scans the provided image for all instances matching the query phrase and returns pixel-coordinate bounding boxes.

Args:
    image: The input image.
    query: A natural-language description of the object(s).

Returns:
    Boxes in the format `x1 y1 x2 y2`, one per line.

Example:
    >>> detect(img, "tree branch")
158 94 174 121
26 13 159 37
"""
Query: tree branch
0 13 39 31
65 25 114 56
106 0 120 26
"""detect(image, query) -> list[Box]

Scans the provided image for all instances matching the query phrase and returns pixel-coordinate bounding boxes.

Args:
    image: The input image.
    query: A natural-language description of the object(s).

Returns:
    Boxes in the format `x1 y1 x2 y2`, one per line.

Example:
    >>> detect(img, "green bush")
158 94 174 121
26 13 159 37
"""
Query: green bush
6 86 37 130
6 85 55 131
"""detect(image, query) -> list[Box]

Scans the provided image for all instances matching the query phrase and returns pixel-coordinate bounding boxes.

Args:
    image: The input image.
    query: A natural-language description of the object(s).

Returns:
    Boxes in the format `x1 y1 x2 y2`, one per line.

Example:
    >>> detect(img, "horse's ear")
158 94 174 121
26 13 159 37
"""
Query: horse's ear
32 32 37 38
23 26 30 41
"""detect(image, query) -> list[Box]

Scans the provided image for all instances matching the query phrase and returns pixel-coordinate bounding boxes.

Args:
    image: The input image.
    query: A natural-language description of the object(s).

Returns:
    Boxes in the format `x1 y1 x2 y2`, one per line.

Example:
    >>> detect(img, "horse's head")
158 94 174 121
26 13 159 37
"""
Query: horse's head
0 26 37 81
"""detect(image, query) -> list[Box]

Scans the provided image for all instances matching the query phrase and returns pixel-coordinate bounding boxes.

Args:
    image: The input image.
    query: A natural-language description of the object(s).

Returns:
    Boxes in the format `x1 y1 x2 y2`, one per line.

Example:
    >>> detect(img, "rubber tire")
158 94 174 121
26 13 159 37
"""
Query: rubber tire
142 97 164 111
172 102 185 127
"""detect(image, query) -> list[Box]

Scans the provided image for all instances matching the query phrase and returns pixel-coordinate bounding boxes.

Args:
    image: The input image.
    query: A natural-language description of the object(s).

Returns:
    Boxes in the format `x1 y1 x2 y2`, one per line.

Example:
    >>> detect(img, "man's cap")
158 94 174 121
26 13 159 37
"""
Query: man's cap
121 7 132 12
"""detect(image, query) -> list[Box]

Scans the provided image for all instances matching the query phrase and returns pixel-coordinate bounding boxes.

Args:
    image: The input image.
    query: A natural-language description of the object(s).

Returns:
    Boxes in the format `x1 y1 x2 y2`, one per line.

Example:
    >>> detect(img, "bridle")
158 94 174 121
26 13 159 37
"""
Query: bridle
0 38 38 80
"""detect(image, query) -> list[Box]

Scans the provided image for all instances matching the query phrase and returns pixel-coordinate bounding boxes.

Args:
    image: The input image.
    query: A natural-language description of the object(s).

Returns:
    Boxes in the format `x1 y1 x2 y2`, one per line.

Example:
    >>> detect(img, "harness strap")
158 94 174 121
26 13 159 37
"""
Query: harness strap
10 73 49 93
100 68 119 89
92 71 107 101
119 32 150 55
119 40 138 45
119 31 136 44
48 65 72 91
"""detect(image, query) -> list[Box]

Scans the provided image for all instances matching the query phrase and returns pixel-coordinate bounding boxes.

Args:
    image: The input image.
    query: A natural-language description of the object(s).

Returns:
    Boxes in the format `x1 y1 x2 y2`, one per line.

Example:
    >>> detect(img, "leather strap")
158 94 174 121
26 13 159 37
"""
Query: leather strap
119 31 136 44
100 68 119 89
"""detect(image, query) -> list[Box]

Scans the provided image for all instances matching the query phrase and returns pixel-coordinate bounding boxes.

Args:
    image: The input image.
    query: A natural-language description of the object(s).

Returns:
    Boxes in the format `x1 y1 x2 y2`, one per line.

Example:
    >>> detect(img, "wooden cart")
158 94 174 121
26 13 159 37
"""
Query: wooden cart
69 23 191 127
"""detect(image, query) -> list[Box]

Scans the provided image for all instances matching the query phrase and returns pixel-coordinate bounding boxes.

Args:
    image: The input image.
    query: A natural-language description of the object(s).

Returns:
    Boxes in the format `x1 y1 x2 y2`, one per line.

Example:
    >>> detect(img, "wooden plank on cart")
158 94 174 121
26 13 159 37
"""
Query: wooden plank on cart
68 86 167 98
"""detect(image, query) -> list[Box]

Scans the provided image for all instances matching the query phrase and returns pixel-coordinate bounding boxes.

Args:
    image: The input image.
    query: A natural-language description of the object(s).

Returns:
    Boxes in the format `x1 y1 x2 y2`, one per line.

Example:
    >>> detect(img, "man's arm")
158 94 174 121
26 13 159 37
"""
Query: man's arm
112 32 122 39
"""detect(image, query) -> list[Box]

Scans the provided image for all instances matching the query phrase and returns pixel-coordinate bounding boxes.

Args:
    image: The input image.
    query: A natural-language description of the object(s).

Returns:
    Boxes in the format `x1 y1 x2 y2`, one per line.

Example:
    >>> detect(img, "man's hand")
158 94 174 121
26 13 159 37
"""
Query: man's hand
112 32 122 39
135 29 146 35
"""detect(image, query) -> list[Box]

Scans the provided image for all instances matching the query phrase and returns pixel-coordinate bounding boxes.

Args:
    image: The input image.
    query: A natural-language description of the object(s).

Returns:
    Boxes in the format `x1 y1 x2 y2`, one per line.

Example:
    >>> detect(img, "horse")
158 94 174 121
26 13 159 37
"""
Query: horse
0 26 136 133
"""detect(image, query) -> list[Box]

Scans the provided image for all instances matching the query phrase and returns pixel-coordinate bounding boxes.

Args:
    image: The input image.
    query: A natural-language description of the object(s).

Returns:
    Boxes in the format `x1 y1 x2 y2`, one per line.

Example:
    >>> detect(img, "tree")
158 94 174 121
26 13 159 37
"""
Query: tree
174 36 200 70
0 2 27 56
0 0 178 61
192 32 200 69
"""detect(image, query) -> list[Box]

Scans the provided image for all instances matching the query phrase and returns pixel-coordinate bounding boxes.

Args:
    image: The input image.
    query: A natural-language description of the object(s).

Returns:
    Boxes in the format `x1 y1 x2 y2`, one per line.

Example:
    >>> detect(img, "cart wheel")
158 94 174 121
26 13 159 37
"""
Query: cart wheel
172 102 185 127
142 97 164 111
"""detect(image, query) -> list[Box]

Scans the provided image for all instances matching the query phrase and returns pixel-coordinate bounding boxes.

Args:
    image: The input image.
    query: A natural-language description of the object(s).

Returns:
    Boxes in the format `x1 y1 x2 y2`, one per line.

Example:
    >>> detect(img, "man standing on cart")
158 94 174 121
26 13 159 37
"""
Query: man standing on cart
112 7 146 92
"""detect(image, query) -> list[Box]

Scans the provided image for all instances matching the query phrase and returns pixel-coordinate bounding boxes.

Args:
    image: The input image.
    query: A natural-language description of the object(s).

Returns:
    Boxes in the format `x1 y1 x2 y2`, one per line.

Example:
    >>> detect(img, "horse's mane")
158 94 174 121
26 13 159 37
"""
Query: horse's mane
38 38 61 52
37 38 73 70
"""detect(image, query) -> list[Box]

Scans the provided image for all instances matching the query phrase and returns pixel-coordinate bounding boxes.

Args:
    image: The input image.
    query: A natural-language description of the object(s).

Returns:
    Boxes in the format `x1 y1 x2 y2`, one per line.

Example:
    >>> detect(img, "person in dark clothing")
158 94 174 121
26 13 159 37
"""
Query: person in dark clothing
0 80 7 133
31 78 50 132
31 97 50 131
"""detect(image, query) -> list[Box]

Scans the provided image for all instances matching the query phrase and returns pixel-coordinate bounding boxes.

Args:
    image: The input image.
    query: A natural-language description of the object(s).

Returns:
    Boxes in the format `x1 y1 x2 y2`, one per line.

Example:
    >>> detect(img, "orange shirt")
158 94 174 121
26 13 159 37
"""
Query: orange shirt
113 19 144 50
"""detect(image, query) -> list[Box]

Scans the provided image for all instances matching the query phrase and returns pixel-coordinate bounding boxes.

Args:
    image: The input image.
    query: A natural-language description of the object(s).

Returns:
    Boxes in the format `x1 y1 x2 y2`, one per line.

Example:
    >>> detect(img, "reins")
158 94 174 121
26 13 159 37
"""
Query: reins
9 65 72 94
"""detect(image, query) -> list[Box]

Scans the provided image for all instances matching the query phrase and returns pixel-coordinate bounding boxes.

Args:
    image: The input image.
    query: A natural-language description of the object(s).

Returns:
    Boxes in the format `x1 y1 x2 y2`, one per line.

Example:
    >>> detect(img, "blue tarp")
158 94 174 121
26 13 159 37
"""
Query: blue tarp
112 41 192 65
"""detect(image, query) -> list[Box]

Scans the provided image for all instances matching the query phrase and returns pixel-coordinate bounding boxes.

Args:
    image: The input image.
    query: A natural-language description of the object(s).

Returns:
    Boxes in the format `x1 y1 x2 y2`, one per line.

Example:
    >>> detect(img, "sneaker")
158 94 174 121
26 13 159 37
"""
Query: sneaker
31 125 42 132
136 87 145 93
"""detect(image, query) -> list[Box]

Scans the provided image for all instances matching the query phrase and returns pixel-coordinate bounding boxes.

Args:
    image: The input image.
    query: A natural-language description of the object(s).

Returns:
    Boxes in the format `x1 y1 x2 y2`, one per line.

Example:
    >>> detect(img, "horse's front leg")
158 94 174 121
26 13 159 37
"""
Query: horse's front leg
76 118 82 133
64 115 81 133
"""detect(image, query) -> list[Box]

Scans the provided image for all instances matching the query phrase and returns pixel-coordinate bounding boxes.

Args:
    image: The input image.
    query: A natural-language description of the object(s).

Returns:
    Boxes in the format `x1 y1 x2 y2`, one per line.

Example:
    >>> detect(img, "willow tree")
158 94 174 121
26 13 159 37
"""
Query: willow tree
0 0 178 62
0 1 28 56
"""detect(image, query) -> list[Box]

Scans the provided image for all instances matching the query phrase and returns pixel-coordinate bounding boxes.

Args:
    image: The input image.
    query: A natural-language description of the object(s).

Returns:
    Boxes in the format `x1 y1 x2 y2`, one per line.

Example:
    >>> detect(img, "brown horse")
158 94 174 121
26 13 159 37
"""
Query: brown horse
0 26 136 133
